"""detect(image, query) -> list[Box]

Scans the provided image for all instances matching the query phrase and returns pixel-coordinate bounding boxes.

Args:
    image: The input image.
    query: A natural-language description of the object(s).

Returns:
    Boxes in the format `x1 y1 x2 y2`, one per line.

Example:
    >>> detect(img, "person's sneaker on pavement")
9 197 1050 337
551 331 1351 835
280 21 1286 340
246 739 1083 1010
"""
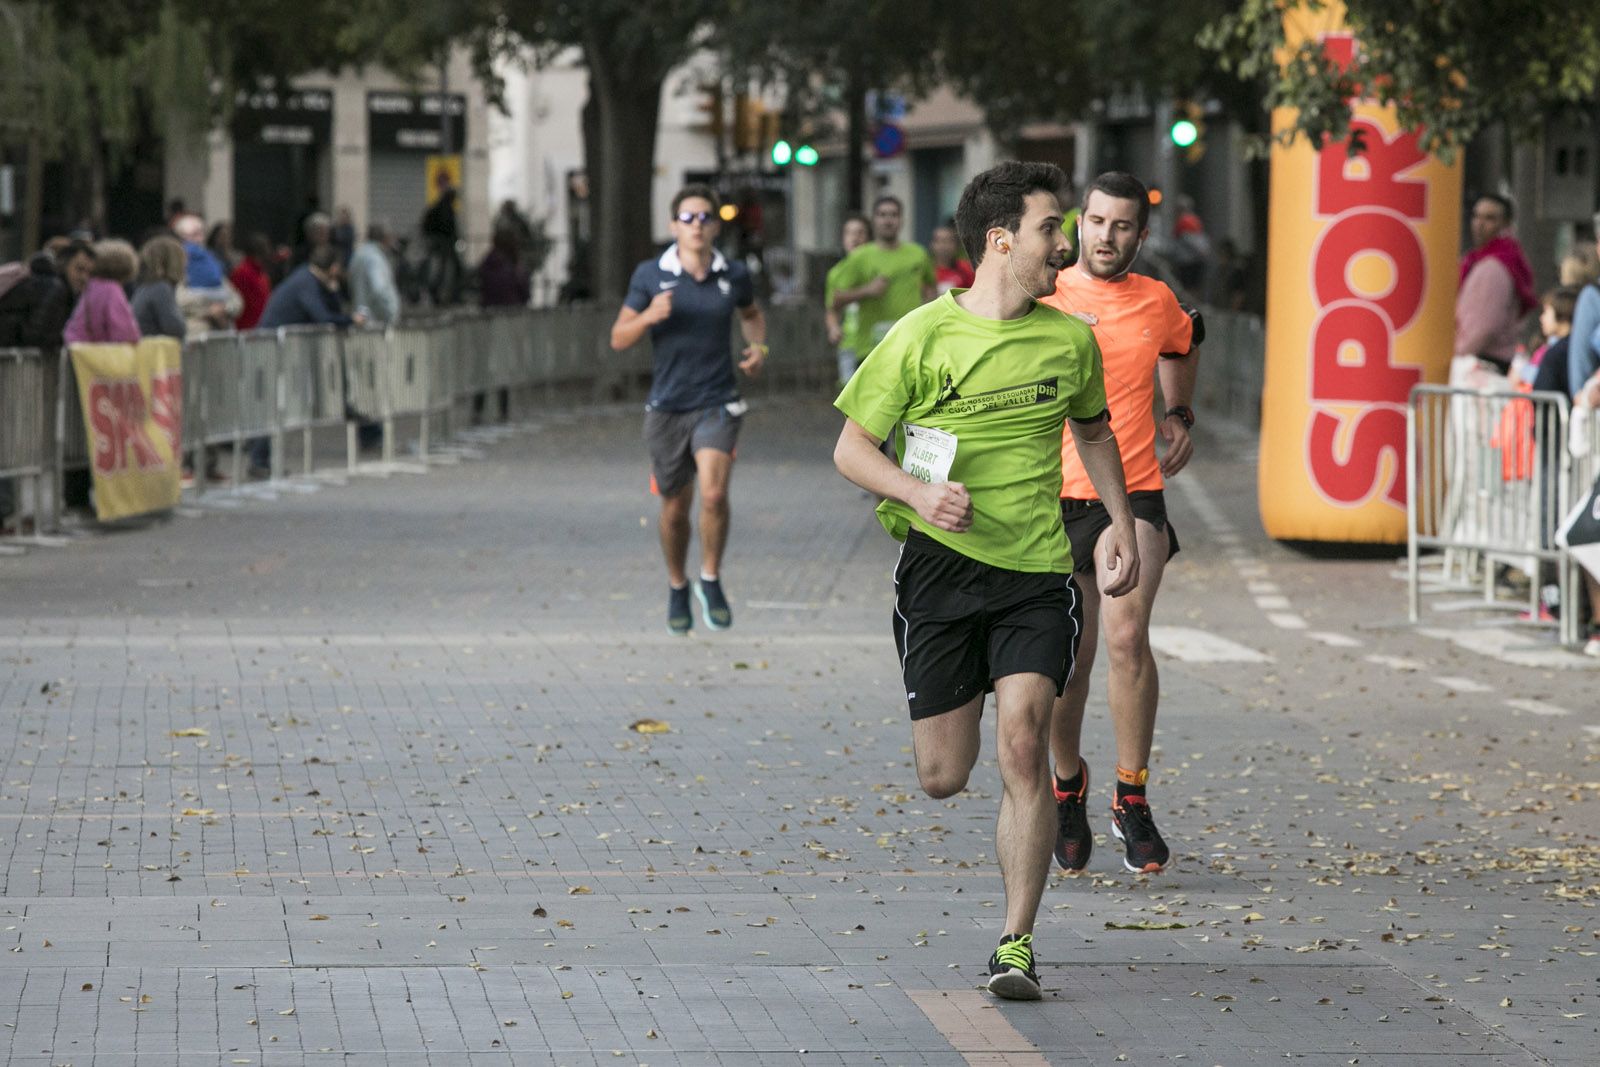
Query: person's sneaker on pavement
1053 758 1093 872
1110 794 1170 873
667 584 693 636
986 933 1041 1000
696 576 732 630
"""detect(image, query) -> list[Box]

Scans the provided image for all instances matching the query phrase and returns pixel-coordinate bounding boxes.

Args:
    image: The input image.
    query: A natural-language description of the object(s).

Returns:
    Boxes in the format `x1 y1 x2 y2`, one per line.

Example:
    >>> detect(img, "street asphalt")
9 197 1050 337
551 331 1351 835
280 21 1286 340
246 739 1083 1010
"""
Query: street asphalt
0 394 1595 1065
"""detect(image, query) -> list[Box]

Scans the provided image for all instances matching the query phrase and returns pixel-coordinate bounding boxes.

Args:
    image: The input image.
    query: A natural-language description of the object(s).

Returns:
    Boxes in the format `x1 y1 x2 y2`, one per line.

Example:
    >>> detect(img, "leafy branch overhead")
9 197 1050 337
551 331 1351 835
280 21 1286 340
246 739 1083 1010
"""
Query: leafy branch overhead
1201 0 1600 158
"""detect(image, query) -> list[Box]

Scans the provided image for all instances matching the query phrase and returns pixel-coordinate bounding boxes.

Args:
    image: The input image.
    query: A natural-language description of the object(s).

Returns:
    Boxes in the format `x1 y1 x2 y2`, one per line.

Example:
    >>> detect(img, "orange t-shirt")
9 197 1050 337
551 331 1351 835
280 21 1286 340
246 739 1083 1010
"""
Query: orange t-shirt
1041 269 1193 499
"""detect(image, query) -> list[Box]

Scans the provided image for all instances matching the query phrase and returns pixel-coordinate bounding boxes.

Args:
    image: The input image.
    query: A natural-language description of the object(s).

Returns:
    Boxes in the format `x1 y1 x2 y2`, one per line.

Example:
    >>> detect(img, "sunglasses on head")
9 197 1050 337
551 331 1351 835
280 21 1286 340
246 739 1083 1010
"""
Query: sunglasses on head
675 211 714 225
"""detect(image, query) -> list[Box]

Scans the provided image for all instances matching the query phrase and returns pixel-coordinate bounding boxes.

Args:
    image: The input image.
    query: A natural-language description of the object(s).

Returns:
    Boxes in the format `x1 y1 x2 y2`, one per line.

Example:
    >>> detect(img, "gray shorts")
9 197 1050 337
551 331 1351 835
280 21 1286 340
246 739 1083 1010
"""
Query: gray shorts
644 403 743 496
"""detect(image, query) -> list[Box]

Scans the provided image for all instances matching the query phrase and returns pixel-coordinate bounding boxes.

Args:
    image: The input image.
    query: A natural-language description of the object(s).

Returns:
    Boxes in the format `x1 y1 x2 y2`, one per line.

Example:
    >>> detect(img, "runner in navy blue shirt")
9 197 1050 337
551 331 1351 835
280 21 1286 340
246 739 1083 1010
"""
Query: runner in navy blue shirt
610 184 768 635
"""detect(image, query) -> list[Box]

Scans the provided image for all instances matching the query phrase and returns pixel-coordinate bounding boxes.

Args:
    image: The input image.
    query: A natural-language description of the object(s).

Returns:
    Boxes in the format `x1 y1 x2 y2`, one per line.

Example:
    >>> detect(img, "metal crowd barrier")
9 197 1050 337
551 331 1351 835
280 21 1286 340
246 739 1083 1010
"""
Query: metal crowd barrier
1407 384 1582 648
0 349 49 538
23 302 841 534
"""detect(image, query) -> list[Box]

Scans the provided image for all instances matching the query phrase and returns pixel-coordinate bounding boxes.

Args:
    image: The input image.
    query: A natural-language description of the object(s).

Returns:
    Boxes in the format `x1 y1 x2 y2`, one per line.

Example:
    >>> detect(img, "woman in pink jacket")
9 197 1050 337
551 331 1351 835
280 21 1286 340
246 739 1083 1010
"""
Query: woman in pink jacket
63 239 142 344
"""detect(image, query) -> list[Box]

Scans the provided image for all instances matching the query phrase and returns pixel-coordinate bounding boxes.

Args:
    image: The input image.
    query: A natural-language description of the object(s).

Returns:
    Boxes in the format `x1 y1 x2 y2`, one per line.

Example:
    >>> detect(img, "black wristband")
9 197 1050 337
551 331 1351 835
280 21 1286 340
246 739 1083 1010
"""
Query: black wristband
1164 405 1194 429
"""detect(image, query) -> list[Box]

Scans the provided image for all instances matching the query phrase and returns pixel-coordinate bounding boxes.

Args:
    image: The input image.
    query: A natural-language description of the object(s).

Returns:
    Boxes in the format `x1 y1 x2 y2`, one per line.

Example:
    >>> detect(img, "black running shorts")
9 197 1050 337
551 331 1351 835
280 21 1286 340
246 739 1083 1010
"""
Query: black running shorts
891 530 1084 720
1060 490 1180 577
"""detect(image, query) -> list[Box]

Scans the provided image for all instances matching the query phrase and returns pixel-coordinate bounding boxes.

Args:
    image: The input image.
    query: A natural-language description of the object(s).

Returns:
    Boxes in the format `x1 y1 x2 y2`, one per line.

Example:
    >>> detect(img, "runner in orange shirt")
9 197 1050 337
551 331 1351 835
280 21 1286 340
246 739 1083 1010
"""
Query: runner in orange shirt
1040 171 1201 874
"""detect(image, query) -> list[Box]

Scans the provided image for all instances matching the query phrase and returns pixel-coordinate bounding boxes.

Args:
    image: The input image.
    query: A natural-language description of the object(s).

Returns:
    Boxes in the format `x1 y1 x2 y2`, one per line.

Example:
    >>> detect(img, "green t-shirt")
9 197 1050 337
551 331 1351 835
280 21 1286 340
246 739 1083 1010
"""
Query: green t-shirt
823 259 860 351
829 241 936 356
834 292 1107 573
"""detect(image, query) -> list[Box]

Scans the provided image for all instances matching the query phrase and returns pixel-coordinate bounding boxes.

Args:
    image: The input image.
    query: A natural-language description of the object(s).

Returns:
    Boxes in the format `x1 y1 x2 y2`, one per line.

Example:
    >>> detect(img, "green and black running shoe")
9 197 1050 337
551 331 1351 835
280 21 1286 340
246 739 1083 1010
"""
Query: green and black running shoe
667 584 693 636
986 933 1041 1000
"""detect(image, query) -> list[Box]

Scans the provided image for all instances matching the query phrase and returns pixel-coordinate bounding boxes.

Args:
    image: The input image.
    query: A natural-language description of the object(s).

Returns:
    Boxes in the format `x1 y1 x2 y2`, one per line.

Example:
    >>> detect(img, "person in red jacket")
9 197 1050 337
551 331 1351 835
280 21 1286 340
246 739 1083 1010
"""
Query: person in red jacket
231 233 274 330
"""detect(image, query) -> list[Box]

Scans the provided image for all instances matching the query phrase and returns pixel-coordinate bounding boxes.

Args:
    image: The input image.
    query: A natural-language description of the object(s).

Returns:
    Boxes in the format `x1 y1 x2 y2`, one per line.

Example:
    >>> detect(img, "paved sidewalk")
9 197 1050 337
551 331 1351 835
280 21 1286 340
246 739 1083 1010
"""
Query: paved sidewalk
0 397 1595 1065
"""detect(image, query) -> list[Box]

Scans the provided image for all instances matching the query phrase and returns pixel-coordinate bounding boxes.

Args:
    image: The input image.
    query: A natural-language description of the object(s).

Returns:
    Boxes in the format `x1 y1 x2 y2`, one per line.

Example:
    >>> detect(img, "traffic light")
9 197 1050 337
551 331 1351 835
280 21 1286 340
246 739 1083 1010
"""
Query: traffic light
695 83 724 142
794 144 818 166
1169 101 1207 162
771 139 793 166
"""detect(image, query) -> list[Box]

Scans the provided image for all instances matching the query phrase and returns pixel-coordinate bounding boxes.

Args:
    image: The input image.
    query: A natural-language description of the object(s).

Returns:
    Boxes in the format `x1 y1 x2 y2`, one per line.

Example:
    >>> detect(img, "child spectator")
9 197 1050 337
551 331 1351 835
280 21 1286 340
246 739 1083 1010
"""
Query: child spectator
1524 287 1577 396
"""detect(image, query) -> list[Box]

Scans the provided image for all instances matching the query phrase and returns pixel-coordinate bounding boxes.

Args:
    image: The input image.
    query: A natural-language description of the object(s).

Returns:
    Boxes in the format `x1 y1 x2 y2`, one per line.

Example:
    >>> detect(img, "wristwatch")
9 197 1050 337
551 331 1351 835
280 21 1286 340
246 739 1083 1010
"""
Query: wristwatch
1164 405 1195 429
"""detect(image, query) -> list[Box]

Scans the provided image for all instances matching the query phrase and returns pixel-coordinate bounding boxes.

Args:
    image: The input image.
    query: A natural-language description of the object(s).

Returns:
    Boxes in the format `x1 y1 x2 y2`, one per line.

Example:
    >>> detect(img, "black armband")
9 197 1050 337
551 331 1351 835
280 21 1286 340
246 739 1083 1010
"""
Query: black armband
1069 408 1110 426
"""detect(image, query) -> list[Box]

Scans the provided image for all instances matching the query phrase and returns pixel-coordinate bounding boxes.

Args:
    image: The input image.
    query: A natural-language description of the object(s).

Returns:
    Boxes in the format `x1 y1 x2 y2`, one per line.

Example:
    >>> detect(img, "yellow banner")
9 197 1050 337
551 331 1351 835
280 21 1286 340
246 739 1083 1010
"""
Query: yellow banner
426 155 462 203
70 338 183 522
1258 2 1462 542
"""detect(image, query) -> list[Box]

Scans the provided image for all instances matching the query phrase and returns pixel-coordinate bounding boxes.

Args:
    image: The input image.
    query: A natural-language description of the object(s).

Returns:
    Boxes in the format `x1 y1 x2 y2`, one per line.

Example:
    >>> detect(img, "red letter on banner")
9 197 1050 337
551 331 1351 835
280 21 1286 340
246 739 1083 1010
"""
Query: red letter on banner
1311 302 1420 404
1312 212 1427 332
1316 119 1427 219
1307 407 1407 506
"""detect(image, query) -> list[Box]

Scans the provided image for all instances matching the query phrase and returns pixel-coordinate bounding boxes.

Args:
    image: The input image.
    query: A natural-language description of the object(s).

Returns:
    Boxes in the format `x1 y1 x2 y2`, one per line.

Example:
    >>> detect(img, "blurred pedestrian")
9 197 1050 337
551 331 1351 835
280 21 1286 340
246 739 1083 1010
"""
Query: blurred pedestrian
348 222 401 325
64 239 140 345
1453 193 1536 387
478 227 530 309
332 206 356 266
173 214 242 334
250 245 363 475
825 213 870 383
207 220 240 273
930 222 975 294
1566 217 1600 399
494 199 535 262
475 226 530 423
421 175 461 305
294 212 333 270
132 235 187 340
0 239 88 531
231 233 274 330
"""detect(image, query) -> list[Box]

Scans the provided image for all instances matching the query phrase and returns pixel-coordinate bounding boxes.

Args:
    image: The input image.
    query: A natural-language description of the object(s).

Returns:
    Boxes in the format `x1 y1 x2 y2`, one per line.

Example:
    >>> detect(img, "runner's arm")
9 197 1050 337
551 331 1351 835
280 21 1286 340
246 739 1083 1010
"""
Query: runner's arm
833 418 973 532
738 304 767 375
1156 345 1199 476
832 277 888 308
1068 413 1140 596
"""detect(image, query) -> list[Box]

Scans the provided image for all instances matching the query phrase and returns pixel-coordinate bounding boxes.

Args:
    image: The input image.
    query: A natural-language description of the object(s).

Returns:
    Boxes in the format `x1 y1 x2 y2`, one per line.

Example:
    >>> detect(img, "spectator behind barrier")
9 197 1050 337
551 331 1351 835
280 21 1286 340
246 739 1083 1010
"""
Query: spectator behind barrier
1567 218 1600 401
174 214 243 334
231 233 273 330
63 239 140 345
132 236 188 341
258 244 362 331
478 227 530 309
348 222 401 325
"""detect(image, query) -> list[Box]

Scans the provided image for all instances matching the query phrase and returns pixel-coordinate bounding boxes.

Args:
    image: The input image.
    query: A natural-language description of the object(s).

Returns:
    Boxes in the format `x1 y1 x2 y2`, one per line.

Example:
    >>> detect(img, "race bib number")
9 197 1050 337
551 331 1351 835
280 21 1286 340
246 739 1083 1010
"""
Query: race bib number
901 424 957 484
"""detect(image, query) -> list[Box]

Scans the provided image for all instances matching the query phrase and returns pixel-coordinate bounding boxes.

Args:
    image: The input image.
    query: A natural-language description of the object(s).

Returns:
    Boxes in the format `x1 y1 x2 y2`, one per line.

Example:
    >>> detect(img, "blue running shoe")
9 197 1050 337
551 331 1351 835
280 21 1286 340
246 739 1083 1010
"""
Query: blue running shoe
696 577 732 631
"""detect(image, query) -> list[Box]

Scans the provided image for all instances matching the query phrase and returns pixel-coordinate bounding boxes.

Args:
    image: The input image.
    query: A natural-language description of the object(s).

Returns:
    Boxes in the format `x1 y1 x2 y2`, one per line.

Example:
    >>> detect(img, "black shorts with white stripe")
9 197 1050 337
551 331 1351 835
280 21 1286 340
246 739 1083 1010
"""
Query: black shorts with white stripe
891 529 1084 720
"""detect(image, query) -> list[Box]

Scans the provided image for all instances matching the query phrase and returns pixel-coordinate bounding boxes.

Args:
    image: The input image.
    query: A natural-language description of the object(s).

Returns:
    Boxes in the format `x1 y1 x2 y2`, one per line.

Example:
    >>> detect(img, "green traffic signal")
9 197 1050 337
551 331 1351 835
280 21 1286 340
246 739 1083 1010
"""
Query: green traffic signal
794 144 818 166
1169 119 1199 148
771 139 793 166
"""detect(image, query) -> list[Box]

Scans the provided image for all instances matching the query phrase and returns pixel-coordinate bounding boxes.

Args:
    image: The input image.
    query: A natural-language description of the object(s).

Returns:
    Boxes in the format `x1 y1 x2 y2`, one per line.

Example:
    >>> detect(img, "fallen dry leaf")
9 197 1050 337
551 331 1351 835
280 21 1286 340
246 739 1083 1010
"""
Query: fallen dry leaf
629 719 672 734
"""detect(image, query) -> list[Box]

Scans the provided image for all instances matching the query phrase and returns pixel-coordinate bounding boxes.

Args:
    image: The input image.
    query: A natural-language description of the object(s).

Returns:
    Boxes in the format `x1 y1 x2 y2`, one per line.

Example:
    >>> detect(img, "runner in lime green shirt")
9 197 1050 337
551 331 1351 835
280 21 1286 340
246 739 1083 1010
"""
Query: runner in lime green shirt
824 214 871 383
836 292 1107 572
832 161 1139 1004
828 196 936 358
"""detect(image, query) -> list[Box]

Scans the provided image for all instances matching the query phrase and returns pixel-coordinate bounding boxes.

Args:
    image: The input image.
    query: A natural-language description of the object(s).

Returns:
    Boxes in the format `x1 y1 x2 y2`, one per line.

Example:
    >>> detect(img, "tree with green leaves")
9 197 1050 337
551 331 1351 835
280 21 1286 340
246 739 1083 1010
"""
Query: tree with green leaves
1200 0 1600 158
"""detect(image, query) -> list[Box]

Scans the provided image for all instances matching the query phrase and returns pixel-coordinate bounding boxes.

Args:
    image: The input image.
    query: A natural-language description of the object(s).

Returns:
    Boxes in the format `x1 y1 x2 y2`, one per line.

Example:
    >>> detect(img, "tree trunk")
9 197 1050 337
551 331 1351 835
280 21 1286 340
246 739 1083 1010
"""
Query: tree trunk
585 55 664 301
845 59 866 212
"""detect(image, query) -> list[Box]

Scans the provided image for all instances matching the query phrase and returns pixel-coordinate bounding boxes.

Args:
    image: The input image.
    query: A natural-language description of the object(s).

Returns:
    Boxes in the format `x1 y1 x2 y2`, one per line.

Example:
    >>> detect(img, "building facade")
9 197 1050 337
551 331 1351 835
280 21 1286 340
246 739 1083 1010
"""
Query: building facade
166 51 492 262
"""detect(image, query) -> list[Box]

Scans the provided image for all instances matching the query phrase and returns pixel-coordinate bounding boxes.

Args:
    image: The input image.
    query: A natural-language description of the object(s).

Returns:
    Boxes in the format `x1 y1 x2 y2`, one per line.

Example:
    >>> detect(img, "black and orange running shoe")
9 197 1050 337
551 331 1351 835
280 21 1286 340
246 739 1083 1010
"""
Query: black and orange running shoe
1109 794 1169 873
1052 760 1093 872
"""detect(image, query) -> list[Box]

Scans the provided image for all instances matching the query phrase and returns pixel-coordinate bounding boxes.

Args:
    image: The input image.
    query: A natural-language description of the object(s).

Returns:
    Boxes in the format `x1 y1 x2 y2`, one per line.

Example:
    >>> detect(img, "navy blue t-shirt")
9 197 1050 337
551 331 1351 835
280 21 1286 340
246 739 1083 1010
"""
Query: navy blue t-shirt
624 246 754 412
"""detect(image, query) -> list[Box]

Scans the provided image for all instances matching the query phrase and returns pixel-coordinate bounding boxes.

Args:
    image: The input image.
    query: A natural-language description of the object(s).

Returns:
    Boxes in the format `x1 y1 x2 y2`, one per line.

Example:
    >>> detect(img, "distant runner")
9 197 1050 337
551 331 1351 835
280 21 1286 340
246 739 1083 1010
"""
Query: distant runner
610 184 768 635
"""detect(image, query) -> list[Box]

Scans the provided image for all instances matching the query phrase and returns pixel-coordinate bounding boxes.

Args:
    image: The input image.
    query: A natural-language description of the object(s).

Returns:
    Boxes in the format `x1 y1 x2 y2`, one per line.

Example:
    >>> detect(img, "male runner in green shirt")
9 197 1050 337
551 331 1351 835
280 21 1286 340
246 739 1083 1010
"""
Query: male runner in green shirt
833 161 1139 1001
828 195 936 360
